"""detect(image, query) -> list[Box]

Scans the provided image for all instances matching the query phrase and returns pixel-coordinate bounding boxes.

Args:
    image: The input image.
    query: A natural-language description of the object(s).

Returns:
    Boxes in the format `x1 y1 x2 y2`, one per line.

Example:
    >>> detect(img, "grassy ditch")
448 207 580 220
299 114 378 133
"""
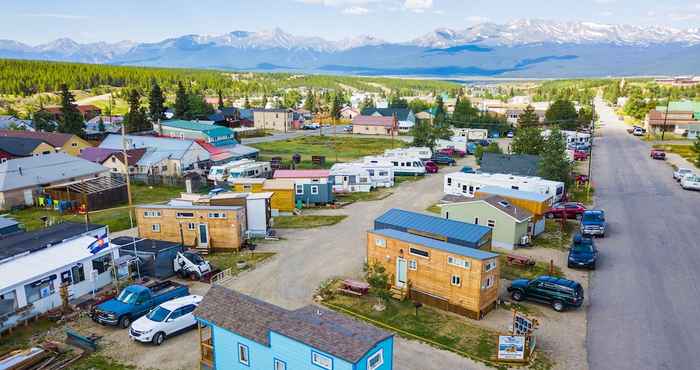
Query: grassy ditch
207 251 276 273
653 143 697 163
531 220 578 251
274 215 347 228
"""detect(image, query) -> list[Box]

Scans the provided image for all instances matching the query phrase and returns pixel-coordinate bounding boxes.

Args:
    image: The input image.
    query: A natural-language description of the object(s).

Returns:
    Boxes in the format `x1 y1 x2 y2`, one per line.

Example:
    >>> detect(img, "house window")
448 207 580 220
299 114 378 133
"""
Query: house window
445 211 449 219
274 359 287 370
487 220 496 228
448 256 470 269
187 223 196 230
368 349 384 370
152 224 161 232
296 185 304 195
311 351 333 370
482 276 494 290
484 259 497 272
408 259 417 270
112 157 116 162
451 275 461 287
447 177 452 186
311 185 319 195
24 275 56 304
92 254 112 275
237 343 250 366
176 212 194 218
375 238 386 248
71 142 78 147
208 212 227 219
243 185 252 192
71 264 86 284
409 247 429 258
143 211 161 218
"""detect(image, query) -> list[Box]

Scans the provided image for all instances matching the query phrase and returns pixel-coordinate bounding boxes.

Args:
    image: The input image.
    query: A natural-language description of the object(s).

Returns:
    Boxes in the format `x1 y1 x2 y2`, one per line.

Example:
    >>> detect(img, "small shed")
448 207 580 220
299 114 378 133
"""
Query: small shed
112 237 183 279
44 176 128 212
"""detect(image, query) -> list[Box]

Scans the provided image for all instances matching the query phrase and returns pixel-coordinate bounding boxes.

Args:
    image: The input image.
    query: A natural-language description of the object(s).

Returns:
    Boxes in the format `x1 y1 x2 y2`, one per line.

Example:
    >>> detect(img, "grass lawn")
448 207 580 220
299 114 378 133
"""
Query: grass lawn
7 184 183 232
274 215 347 228
394 175 425 186
73 354 135 370
324 292 552 369
653 144 697 162
643 133 689 142
531 219 578 251
250 135 406 168
499 254 564 281
206 251 276 273
569 185 595 205
336 188 392 203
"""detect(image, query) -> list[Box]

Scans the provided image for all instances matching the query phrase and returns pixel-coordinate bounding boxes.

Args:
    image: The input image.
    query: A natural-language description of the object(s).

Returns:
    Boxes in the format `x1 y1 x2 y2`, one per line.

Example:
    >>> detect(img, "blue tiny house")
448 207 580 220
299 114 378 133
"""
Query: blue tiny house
273 170 335 206
195 286 393 370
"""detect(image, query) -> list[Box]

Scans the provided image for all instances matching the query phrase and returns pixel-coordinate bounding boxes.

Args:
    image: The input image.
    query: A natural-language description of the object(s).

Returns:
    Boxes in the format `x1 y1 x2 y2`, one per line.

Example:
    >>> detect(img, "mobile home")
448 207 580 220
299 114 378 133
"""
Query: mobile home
207 159 254 182
444 172 565 202
329 164 372 193
226 161 272 180
384 147 432 161
364 156 426 176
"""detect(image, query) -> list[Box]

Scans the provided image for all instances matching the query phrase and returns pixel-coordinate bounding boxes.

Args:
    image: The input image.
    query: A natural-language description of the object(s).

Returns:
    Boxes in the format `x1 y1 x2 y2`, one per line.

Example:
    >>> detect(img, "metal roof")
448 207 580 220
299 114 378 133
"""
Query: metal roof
136 204 243 211
441 195 533 222
99 134 210 165
0 137 47 156
273 169 330 179
371 228 498 260
0 216 19 229
45 176 127 194
0 153 109 192
0 222 104 262
160 120 234 138
477 185 552 203
374 208 491 244
111 236 181 253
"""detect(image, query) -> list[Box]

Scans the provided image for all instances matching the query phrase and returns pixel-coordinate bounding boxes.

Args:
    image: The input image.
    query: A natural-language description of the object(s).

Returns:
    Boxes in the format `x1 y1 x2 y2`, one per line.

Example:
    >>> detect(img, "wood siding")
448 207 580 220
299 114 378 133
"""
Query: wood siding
366 231 499 319
231 183 295 212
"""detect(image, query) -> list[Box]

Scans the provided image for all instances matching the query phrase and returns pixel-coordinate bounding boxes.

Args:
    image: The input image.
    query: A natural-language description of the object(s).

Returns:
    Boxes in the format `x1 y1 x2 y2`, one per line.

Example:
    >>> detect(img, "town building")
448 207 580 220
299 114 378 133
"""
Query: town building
153 120 237 146
0 153 109 210
252 109 294 132
273 170 334 206
361 108 416 133
228 178 296 214
473 185 554 236
339 106 360 120
0 137 56 161
178 191 273 238
0 116 34 131
0 222 113 334
135 203 246 253
85 115 124 135
479 153 542 177
352 116 397 136
195 285 394 370
0 130 92 156
367 209 499 319
644 101 700 135
80 147 147 174
43 104 102 121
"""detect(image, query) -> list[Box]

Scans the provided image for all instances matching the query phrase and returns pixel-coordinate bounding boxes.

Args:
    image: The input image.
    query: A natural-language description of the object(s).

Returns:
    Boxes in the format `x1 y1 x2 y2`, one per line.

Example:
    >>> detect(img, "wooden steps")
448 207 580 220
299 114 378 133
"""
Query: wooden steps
390 286 408 301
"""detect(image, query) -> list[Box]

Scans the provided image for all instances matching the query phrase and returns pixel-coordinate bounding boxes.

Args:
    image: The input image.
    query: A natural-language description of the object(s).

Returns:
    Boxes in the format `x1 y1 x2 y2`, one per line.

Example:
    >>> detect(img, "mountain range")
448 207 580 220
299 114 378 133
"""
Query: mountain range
1 19 699 78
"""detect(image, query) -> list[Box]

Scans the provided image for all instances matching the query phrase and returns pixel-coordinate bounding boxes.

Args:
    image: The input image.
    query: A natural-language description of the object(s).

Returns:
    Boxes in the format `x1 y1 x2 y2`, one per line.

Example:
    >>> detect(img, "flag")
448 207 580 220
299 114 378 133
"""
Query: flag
88 234 109 254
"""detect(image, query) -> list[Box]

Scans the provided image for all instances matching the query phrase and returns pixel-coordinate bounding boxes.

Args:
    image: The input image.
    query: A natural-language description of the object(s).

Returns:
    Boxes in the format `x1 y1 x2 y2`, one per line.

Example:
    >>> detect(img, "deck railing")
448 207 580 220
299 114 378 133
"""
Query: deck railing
210 268 233 285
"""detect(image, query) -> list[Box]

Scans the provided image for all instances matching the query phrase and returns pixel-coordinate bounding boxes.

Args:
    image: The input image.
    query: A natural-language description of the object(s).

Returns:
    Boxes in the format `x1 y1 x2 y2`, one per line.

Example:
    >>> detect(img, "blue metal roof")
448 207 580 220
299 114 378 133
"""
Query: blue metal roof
374 208 491 244
478 186 551 203
161 120 234 138
371 228 498 260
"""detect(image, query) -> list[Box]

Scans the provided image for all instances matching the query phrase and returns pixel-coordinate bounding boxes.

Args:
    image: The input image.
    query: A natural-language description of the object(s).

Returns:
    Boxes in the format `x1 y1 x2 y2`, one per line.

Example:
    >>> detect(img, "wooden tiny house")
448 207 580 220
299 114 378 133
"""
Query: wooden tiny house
229 178 295 213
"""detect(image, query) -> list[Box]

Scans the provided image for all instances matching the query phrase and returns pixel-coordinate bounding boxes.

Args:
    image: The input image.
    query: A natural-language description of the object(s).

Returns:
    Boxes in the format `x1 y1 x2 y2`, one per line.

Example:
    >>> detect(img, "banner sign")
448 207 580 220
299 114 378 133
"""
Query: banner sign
498 335 526 361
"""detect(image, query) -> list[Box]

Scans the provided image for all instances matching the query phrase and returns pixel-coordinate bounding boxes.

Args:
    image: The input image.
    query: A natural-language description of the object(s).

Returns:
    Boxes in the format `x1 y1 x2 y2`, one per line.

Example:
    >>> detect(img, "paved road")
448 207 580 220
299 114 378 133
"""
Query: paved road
587 98 700 370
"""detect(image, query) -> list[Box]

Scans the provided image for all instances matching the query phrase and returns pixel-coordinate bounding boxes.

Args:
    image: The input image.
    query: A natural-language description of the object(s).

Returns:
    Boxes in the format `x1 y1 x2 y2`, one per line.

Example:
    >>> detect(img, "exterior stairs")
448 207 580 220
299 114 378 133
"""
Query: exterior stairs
390 286 408 301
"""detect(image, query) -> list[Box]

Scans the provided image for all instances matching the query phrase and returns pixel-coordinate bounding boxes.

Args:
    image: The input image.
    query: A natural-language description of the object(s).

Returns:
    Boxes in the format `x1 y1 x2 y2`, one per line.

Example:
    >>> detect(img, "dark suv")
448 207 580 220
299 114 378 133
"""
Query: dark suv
507 275 584 312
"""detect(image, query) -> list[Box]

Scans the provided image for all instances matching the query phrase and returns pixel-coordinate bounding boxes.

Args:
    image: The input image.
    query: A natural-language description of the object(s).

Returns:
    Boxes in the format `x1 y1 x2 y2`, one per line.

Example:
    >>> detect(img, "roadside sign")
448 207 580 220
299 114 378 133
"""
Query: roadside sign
513 312 537 335
498 335 526 361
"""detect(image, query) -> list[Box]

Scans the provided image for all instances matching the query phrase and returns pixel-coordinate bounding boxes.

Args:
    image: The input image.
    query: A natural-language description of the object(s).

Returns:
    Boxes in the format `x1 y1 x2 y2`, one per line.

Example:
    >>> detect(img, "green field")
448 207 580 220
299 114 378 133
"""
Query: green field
653 143 697 162
206 251 276 273
274 215 347 228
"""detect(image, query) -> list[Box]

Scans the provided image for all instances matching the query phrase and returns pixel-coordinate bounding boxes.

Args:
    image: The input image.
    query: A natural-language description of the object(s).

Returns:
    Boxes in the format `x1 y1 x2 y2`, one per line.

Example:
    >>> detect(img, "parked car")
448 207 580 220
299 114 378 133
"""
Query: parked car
430 153 456 166
478 139 491 147
343 125 353 132
673 168 694 181
681 174 700 191
573 150 589 161
460 166 475 174
506 131 514 138
581 210 607 237
568 234 598 270
174 251 212 280
466 142 478 155
507 275 584 312
129 295 203 345
93 281 189 328
439 148 455 157
545 202 587 220
424 161 439 173
650 149 666 160
632 127 645 136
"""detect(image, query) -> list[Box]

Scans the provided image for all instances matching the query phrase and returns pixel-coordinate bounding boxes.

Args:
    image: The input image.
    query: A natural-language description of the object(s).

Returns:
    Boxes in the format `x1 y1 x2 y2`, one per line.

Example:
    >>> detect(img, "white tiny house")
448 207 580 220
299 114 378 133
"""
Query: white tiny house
444 172 565 202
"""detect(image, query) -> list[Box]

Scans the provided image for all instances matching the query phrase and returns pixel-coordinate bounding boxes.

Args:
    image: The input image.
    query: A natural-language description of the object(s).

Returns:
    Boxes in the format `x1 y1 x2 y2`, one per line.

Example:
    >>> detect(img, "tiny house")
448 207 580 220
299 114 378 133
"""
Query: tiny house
474 185 554 236
273 170 334 206
444 172 565 202
329 164 372 193
384 147 432 161
364 156 425 176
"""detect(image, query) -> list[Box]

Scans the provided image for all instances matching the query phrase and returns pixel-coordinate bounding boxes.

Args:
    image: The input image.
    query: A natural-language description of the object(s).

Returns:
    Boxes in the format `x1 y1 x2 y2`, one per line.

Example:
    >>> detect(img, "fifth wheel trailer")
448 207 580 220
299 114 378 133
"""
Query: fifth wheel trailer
444 172 565 202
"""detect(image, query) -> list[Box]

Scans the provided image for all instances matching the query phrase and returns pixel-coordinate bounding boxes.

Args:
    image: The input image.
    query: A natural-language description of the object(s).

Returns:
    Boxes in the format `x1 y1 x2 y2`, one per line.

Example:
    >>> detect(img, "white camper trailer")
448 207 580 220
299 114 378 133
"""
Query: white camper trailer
435 137 468 153
207 159 255 182
359 161 395 188
542 129 591 146
226 161 272 181
383 147 432 161
330 164 372 193
451 128 488 141
365 155 426 176
444 172 565 201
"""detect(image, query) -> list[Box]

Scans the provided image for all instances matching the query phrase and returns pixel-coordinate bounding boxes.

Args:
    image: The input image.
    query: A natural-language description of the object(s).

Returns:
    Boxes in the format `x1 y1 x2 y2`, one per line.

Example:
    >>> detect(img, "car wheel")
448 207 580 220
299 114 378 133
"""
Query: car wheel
511 290 524 301
590 262 596 270
189 271 199 281
152 332 165 346
119 316 131 329
552 300 565 312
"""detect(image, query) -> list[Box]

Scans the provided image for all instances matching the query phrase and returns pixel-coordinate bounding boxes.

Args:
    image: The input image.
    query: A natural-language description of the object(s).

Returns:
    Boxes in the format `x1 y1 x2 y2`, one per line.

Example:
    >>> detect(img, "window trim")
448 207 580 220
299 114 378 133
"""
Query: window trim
187 223 196 231
408 259 417 271
143 210 161 218
409 247 430 259
311 350 333 370
176 212 195 219
374 238 386 248
237 343 250 366
482 276 494 290
484 259 497 272
487 219 496 228
151 223 161 232
274 358 287 370
296 184 304 195
451 274 462 287
447 256 470 269
310 185 319 195
367 349 384 370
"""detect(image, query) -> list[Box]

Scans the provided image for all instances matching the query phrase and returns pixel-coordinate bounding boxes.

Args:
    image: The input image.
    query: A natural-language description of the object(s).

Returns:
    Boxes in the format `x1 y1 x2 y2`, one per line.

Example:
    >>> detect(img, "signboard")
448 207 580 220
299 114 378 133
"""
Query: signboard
514 313 537 335
498 335 526 361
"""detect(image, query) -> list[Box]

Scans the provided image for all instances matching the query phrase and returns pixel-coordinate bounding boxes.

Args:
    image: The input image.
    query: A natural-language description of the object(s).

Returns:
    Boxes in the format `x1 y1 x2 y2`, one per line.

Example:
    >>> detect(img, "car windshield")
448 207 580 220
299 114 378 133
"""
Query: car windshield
186 253 204 264
146 306 172 322
116 290 139 304
583 213 604 222
572 242 594 253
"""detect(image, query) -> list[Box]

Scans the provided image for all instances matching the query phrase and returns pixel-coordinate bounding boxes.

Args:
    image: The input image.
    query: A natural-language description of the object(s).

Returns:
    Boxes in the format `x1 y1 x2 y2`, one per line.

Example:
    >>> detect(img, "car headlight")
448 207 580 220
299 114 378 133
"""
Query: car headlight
142 328 154 334
107 313 116 319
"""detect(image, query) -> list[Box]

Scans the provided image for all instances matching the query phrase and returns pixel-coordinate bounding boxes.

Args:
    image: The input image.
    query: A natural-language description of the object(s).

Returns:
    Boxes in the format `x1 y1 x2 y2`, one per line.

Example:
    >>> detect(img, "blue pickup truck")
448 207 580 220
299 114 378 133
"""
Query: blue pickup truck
93 281 189 328
581 210 607 237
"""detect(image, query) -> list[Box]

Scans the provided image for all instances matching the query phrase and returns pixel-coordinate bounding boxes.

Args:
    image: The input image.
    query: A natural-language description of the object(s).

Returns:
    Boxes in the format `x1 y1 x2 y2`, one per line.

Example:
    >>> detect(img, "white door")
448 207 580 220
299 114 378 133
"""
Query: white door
198 224 209 248
396 257 407 288
23 189 33 206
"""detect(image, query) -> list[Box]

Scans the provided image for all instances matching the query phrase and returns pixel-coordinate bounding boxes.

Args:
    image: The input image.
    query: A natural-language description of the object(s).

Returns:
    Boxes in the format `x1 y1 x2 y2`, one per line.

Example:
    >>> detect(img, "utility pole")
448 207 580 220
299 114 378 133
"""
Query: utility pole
121 120 139 280
661 92 671 142
586 100 596 200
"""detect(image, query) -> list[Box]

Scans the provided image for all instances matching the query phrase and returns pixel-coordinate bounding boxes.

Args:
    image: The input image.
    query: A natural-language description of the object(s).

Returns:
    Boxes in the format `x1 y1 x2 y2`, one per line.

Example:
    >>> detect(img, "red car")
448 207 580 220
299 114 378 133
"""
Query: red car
424 161 439 173
650 149 666 160
545 202 587 220
573 150 589 161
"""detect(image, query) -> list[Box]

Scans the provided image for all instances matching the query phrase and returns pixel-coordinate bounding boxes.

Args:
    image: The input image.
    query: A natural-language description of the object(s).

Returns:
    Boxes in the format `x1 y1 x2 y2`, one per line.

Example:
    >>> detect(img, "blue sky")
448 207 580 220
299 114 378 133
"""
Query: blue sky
2 0 699 44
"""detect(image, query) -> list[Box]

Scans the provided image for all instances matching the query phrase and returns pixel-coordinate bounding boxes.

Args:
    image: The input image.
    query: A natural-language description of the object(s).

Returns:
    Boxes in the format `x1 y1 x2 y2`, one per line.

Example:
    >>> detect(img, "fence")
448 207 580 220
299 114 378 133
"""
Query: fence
210 268 233 285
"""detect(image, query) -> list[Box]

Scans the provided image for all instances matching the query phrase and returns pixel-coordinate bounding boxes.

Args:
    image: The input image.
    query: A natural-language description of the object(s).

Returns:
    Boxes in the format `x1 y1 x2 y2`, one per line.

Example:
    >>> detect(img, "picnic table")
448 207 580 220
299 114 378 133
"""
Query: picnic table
337 279 370 297
505 254 536 267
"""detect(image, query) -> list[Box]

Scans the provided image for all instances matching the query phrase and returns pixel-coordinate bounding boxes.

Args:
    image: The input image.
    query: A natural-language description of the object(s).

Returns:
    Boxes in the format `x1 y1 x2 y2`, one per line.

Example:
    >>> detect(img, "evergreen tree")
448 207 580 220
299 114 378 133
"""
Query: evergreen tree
359 96 375 111
124 89 148 133
148 79 166 123
187 92 215 119
389 93 408 109
217 90 225 109
261 95 268 109
282 90 302 109
330 92 343 120
244 96 251 109
452 97 479 124
475 142 503 162
411 121 436 148
174 82 188 118
303 90 316 112
545 99 578 129
517 105 539 127
539 128 572 186
57 84 83 135
33 110 56 132
511 126 545 155
98 116 105 132
434 95 446 125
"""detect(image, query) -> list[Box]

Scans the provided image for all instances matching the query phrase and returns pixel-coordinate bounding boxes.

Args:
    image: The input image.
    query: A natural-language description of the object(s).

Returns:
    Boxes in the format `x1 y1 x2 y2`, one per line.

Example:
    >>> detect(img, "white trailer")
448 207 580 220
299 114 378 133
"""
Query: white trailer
357 161 394 188
364 155 426 176
542 129 591 145
435 137 468 153
451 128 488 141
444 172 565 201
330 164 372 193
207 159 255 182
384 147 432 161
226 162 272 181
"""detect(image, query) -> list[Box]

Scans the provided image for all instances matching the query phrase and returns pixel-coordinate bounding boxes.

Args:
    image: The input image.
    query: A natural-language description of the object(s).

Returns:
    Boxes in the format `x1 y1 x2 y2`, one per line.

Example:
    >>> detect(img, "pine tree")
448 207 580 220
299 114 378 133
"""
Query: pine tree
217 90 225 109
330 93 343 120
261 95 268 109
539 127 572 186
244 96 251 109
124 89 148 133
434 95 446 125
545 99 578 129
303 90 316 112
411 121 435 148
517 105 539 127
511 126 545 155
452 97 479 124
148 79 165 123
175 82 188 118
57 84 83 135
359 96 375 111
98 116 105 132
33 110 56 132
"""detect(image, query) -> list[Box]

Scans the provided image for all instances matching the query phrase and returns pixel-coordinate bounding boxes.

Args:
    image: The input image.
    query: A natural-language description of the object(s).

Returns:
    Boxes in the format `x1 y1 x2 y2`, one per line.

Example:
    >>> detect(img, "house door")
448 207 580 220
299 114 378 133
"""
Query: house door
396 257 407 288
23 189 33 206
198 224 209 247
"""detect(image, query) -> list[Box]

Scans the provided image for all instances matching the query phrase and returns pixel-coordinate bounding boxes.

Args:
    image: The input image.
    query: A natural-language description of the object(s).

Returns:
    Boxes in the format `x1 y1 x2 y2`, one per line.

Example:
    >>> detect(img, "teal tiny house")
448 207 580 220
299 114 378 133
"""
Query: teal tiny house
195 286 393 370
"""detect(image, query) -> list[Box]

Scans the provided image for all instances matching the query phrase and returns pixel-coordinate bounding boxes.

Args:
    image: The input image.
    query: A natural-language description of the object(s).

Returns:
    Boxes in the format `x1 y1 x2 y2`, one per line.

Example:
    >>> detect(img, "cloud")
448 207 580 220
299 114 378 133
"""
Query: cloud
19 13 88 20
466 15 490 23
404 0 433 12
342 6 369 14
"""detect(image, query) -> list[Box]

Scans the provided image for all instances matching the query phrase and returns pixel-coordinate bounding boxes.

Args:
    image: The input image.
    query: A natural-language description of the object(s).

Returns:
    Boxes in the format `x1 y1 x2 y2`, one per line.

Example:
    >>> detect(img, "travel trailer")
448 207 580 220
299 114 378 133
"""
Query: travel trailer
364 155 426 176
384 147 432 161
329 164 372 193
207 159 255 182
435 137 468 153
444 172 565 202
357 161 395 188
451 128 489 141
226 161 272 180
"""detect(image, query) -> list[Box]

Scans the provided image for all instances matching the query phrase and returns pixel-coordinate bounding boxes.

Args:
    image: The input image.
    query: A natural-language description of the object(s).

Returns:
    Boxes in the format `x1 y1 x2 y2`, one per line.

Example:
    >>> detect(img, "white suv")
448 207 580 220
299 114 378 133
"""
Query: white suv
681 174 700 191
674 168 694 181
129 295 203 345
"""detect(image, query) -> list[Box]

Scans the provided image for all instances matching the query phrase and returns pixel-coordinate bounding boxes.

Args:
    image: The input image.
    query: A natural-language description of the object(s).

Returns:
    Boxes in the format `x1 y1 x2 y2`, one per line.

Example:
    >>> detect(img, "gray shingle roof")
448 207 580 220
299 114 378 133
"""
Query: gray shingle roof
479 153 541 177
194 285 392 363
0 153 109 192
444 195 532 222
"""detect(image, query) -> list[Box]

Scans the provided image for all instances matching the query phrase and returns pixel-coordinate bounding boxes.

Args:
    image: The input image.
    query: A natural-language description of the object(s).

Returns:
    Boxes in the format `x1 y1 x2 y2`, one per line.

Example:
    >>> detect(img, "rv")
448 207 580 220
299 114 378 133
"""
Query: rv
451 128 489 141
384 147 433 161
543 129 591 146
226 161 272 180
330 164 372 193
435 137 468 153
365 155 426 176
358 161 395 188
444 172 565 201
207 159 255 182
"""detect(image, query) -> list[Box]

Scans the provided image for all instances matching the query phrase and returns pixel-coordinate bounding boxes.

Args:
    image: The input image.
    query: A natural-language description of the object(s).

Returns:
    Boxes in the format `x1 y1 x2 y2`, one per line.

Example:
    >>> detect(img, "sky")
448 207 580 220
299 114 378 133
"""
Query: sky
1 0 699 45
